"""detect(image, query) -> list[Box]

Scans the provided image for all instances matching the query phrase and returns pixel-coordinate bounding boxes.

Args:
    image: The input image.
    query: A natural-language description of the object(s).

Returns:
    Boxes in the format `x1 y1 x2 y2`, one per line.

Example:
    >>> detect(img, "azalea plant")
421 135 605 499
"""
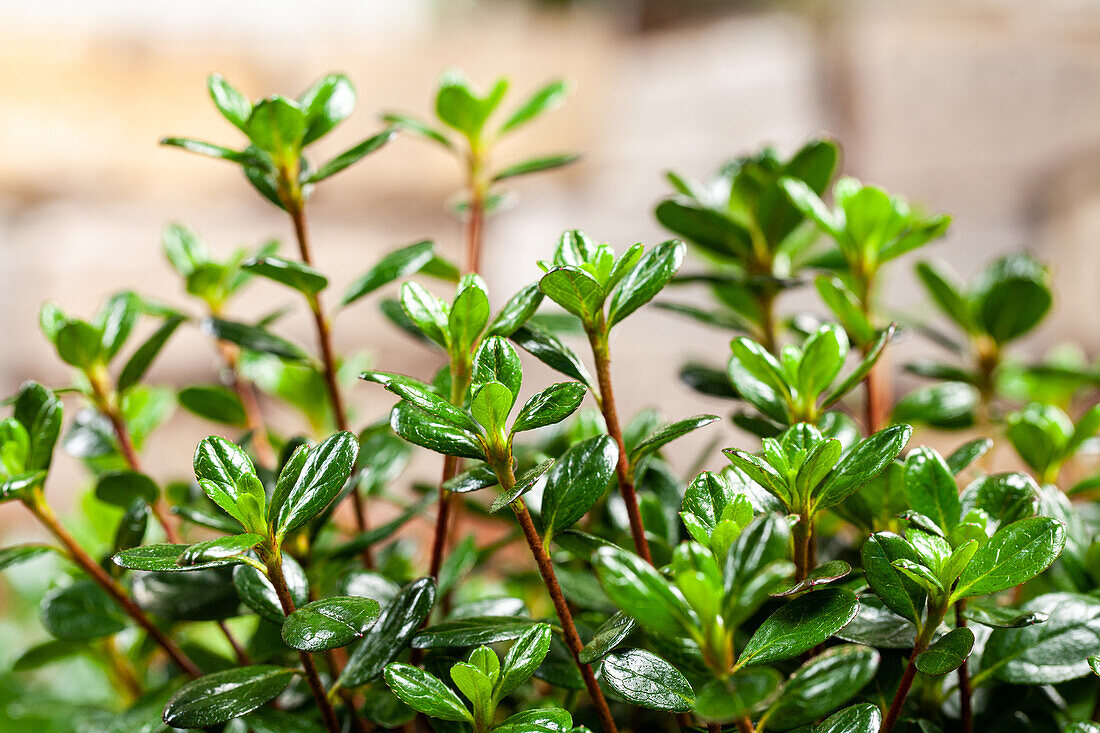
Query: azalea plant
1 68 1098 733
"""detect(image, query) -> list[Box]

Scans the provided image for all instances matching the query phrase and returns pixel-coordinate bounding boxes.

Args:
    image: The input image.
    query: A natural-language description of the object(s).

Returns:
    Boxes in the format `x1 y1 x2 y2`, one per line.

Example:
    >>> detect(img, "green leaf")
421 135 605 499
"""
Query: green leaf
578 611 635 664
798 324 849 401
40 581 125 640
493 153 579 182
281 596 381 652
892 382 977 429
95 470 159 508
0 544 53 573
982 593 1100 684
270 431 359 539
471 381 514 434
959 472 1039 531
915 626 974 675
953 516 1065 599
385 662 474 723
55 320 102 368
364 371 481 434
815 276 876 346
499 79 569 134
539 267 604 323
915 260 973 332
411 616 544 649
243 255 328 295
450 662 493 727
400 281 450 348
947 438 993 475
736 588 859 668
308 127 397 183
207 73 251 132
490 459 554 513
815 704 881 733
630 414 719 463
299 73 355 145
820 324 894 408
511 382 587 434
473 336 523 399
14 381 63 472
510 324 594 388
607 240 685 328
193 435 258 527
694 668 782 723
389 402 486 460
160 137 259 165
117 315 184 392
594 546 695 639
179 384 247 426
962 603 1047 629
495 623 553 700
766 644 879 730
486 284 544 338
771 560 851 597
380 112 453 149
600 649 694 712
541 435 618 537
493 709 573 733
202 317 310 361
338 577 436 688
972 253 1052 343
163 665 295 728
435 70 507 141
113 543 251 573
340 240 435 307
728 337 790 423
94 291 139 360
233 556 309 623
904 446 960 531
813 425 911 510
247 96 306 160
861 533 927 626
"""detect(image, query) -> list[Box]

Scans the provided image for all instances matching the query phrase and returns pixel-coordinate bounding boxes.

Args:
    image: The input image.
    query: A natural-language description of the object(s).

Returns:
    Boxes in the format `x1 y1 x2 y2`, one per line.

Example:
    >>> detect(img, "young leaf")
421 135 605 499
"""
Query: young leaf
813 425 911 510
946 438 993 475
471 381 514 435
495 623 553 700
736 588 859 668
400 281 450 348
486 284 544 338
473 336 523 400
207 73 251 132
363 371 481 433
55 320 102 368
861 533 927 625
607 240 686 328
308 127 397 183
493 153 579 182
600 649 694 712
904 447 961 531
270 431 359 538
163 666 295 728
282 596 382 652
499 79 569 134
539 267 604 323
298 73 355 144
953 516 1065 599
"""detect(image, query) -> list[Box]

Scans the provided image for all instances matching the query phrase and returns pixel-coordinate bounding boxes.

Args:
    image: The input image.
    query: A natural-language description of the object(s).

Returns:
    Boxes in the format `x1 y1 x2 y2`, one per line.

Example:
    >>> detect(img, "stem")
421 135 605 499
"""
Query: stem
25 492 201 678
263 549 342 733
428 363 471 582
494 464 618 733
218 620 252 666
463 150 486 274
858 276 889 433
758 288 780 356
734 718 755 733
103 635 143 698
708 723 722 733
882 606 943 733
792 513 812 582
214 340 276 469
287 202 372 564
588 327 653 565
955 601 972 733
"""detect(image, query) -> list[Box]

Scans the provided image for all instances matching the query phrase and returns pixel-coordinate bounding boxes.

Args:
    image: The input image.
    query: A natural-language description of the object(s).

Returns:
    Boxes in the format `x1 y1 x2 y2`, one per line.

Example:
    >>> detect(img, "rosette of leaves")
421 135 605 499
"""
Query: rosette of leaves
1005 403 1100 489
726 322 893 435
780 175 950 351
862 446 1065 731
592 514 860 724
163 72 395 212
655 139 839 352
382 69 577 225
724 421 911 581
383 624 577 732
899 253 1054 428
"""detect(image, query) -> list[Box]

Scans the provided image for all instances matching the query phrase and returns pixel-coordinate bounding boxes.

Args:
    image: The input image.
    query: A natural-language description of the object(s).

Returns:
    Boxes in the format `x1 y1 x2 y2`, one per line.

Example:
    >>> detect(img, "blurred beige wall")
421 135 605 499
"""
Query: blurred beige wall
1 0 1098 511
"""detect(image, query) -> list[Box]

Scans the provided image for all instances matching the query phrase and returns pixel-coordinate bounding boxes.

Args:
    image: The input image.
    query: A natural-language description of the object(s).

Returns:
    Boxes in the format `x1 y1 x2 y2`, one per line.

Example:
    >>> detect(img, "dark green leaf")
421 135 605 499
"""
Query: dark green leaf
117 316 184 392
163 665 295 728
338 577 436 688
389 402 485 460
815 703 881 733
490 458 554 513
963 603 1048 629
95 470 159 508
511 382 587 434
383 662 474 723
767 645 879 729
282 596 381 652
982 592 1100 684
600 649 693 712
510 324 593 388
40 581 126 640
916 627 974 675
486 284 544 338
862 533 927 628
594 546 695 639
400 281 450 348
972 253 1052 343
813 425 911 510
892 382 977 430
540 267 604 323
202 317 309 361
472 336 523 399
179 384 247 426
113 542 253 573
340 240 435 307
579 611 635 664
694 668 782 723
737 588 859 668
630 414 719 462
495 623 553 699
959 472 1039 531
947 438 993 475
904 446 960 531
233 556 309 623
541 435 618 537
493 709 573 733
953 517 1065 599
607 240 686 328
493 153 579 182
411 616 543 649
308 127 397 183
771 560 851 597
270 431 358 538
160 137 259 165
243 255 328 295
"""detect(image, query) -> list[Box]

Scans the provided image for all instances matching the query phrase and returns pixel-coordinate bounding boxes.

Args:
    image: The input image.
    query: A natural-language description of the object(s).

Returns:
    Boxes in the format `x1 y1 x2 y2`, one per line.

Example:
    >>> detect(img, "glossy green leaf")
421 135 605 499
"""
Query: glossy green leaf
55 320 102 368
539 267 604 323
607 240 685 327
578 611 635 664
389 402 486 460
493 709 573 733
815 703 881 733
299 73 355 144
435 70 507 141
338 577 436 688
600 649 693 712
202 317 309 362
486 284 544 338
385 662 474 722
972 253 1052 344
233 556 309 623
820 325 894 408
499 79 569 134
449 274 491 353
915 626 974 675
380 111 453 149
541 435 618 537
95 470 159 508
207 73 250 131
411 615 542 649
771 560 851 597
959 472 1039 531
400 281 450 348
962 603 1048 629
14 381 63 472
947 438 993 475
117 315 184 392
243 256 328 295
247 96 306 160
630 414 719 462
511 382 587 434
0 544 53 573
471 381 514 434
694 668 782 723
510 324 593 388
309 127 397 182
982 592 1100 684
179 384 247 426
489 458 553 513
953 517 1065 599
282 596 381 652
813 425 911 510
766 644 879 729
40 581 125 640
473 336 523 400
904 446 960 531
495 623 553 700
163 665 295 728
340 240 434 307
270 431 358 538
737 588 859 668
594 546 695 638
161 137 259 165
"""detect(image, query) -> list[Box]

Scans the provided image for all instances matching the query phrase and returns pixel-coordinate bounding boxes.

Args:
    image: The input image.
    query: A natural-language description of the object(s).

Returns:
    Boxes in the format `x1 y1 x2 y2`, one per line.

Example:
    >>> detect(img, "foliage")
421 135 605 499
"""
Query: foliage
1 67 1097 733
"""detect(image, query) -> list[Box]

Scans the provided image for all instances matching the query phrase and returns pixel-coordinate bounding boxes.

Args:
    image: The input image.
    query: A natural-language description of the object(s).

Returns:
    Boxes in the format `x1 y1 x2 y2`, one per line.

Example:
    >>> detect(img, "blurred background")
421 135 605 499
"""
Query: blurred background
2 0 1099 510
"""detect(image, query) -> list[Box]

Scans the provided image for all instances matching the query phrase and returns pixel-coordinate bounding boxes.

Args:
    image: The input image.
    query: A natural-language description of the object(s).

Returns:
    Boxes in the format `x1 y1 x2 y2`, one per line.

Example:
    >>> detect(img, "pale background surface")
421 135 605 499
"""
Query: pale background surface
1 0 1099 523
